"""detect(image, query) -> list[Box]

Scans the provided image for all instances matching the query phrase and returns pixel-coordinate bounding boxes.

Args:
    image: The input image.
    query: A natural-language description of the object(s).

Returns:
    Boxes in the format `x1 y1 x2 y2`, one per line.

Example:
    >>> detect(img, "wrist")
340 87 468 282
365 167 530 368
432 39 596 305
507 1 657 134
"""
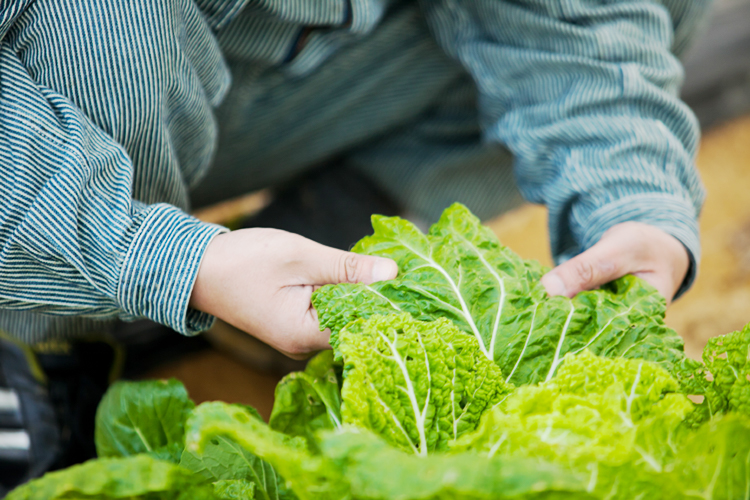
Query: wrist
572 194 701 297
188 231 230 317
116 204 226 335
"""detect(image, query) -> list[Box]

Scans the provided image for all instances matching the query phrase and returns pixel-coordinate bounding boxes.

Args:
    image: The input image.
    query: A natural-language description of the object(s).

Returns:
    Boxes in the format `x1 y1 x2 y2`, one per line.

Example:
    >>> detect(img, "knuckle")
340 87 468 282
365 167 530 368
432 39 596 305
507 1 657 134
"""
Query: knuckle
340 253 361 283
573 259 597 287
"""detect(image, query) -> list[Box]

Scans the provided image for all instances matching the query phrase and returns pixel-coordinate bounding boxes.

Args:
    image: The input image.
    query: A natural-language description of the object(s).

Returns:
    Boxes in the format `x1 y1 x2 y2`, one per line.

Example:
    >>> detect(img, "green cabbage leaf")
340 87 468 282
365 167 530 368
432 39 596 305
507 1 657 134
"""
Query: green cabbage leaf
337 313 512 455
212 479 256 499
181 403 296 500
692 323 750 423
453 350 694 497
5 455 216 500
185 400 595 500
185 401 348 500
269 350 342 445
313 203 693 387
95 378 195 462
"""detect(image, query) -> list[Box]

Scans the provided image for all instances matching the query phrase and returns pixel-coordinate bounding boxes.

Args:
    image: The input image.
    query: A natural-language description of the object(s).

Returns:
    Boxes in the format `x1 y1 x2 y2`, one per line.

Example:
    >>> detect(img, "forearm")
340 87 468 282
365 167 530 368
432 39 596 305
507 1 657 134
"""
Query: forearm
0 45 225 334
420 0 706 281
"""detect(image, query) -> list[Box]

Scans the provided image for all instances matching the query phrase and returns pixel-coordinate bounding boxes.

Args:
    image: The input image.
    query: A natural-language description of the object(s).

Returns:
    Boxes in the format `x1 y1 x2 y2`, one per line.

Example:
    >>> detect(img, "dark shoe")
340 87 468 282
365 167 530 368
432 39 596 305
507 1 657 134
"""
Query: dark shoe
0 334 59 494
0 335 121 493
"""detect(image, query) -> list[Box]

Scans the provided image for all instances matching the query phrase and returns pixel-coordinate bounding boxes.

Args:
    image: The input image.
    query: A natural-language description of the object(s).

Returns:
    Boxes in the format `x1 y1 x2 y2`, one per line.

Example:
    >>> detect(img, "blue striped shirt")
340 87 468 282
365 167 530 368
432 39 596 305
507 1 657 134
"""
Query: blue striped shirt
0 0 708 342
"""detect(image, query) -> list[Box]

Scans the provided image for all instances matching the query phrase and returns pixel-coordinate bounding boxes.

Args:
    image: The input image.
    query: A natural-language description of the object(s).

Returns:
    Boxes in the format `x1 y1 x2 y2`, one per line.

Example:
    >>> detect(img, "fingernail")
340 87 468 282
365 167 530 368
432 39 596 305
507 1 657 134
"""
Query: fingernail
542 273 567 297
371 258 397 282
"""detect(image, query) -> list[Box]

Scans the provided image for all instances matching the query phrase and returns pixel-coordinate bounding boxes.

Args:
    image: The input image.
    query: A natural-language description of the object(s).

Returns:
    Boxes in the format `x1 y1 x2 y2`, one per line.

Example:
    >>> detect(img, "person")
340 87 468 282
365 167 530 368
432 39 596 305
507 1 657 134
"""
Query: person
0 0 710 490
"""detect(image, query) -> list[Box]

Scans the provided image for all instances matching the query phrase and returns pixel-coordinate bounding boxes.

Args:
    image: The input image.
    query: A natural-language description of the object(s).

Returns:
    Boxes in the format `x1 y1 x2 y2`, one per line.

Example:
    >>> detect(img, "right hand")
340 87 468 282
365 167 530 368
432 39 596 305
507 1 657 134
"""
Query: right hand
189 228 398 359
540 221 689 306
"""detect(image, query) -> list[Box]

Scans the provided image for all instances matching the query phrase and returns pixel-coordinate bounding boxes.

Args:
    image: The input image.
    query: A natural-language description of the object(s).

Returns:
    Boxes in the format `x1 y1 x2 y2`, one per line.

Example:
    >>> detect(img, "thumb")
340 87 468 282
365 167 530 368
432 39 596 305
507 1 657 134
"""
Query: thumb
306 245 398 285
541 238 628 299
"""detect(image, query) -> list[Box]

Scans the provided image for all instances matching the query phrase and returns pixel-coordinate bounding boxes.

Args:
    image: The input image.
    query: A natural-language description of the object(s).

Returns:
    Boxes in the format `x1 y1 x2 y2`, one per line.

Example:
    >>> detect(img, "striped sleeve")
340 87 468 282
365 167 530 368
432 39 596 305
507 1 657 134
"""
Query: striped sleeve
421 0 707 295
0 42 226 335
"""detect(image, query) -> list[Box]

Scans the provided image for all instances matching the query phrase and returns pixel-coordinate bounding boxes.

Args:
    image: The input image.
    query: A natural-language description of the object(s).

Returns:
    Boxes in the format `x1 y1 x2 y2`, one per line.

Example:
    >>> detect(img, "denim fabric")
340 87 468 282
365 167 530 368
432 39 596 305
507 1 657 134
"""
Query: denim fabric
0 0 709 343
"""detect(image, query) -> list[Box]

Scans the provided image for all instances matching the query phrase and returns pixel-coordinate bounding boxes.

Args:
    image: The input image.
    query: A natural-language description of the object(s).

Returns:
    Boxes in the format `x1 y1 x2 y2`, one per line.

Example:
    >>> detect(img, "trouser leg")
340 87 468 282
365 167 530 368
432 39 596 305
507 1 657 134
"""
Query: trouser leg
191 2 468 208
193 2 521 224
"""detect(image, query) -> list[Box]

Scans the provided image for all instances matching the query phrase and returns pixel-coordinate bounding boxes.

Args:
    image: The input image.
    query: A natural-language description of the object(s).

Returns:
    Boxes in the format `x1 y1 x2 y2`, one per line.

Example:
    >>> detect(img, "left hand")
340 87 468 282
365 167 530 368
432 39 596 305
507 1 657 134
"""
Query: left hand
540 222 690 305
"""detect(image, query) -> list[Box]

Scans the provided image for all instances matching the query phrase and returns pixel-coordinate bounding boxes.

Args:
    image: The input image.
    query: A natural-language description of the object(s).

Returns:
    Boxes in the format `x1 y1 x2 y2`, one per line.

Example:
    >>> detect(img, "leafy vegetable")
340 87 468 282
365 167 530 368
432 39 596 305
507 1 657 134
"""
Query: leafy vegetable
337 313 512 455
669 414 750 499
454 350 694 497
317 428 594 500
696 324 750 420
11 203 750 500
213 479 256 499
95 378 195 462
269 350 342 445
185 400 595 499
181 403 295 500
5 455 210 500
185 402 347 500
313 203 691 386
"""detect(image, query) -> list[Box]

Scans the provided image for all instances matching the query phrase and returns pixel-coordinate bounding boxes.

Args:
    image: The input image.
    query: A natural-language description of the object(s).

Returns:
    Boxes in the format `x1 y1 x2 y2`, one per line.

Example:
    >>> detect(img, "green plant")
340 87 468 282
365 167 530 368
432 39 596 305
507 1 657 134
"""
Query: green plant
9 204 750 500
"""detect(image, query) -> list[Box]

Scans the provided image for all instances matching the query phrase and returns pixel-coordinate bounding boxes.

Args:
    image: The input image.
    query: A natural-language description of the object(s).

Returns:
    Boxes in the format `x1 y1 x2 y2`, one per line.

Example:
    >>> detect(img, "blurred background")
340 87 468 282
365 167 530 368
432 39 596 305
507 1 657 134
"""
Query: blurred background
118 0 750 419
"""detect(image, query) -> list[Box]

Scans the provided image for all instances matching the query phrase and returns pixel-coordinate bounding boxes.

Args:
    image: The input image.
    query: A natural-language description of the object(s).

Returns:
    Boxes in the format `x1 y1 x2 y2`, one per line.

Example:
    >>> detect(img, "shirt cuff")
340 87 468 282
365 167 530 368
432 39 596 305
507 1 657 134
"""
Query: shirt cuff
571 193 700 301
116 204 228 335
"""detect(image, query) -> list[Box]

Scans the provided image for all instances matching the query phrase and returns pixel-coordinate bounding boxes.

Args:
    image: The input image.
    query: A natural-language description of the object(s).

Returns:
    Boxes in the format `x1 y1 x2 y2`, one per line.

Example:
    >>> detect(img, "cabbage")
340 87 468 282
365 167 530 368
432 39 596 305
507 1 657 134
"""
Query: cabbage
9 204 750 500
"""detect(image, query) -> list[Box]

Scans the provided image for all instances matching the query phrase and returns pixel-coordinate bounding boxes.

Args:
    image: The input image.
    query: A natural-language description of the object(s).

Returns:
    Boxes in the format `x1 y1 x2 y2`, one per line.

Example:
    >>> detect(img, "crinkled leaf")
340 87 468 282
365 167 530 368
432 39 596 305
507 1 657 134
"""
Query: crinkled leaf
317 428 594 500
669 414 750 499
183 401 592 500
337 313 512 455
313 204 690 386
314 203 539 362
185 402 347 500
95 379 195 460
181 403 295 500
269 350 342 445
6 455 211 500
698 325 750 419
454 351 694 498
213 479 256 500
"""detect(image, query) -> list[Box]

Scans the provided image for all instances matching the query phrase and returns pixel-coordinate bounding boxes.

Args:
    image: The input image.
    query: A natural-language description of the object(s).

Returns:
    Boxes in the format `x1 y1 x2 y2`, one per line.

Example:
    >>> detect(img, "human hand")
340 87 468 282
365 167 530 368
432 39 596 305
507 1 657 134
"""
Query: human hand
189 228 398 359
540 222 690 305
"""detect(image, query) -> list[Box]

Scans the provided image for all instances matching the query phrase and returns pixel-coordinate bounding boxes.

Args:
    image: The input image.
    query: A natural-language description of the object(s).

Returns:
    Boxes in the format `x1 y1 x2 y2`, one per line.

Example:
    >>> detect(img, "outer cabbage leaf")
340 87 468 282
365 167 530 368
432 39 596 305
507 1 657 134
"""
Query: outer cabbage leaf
181 403 296 500
668 414 750 499
183 401 594 500
313 203 690 386
453 351 694 498
317 428 595 500
337 313 512 455
269 350 342 444
95 379 195 461
6 455 213 500
185 402 349 500
693 325 750 423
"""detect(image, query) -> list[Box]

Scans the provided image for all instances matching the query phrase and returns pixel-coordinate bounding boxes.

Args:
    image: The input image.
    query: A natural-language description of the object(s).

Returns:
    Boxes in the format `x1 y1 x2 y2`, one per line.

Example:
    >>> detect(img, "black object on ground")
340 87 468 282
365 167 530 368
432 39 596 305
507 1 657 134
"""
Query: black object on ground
241 161 401 250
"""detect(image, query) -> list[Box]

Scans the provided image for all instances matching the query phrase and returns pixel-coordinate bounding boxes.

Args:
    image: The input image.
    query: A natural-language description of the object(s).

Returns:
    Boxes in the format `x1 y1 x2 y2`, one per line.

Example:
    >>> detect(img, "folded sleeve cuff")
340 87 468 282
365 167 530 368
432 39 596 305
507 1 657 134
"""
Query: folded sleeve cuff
116 204 228 335
573 194 700 300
